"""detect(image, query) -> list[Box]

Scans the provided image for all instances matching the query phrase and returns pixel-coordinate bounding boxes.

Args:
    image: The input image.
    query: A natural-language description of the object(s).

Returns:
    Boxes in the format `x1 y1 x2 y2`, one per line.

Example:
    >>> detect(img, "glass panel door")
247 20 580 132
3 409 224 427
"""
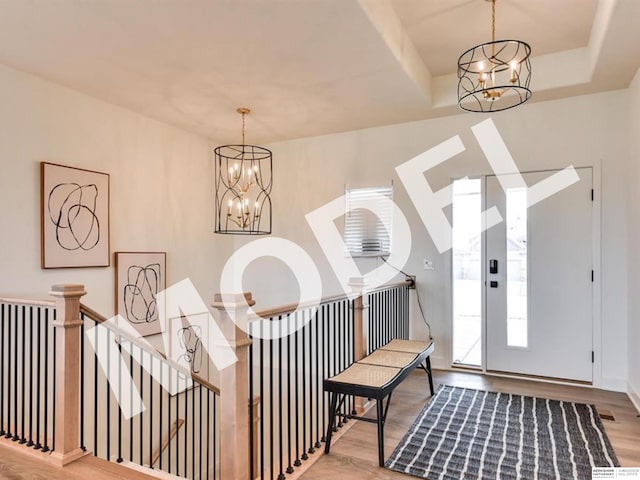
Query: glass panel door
452 178 482 366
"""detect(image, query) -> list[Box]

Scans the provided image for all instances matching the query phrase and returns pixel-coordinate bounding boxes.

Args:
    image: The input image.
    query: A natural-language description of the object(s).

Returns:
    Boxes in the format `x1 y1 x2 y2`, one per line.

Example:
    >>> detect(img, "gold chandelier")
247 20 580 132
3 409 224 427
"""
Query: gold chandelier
214 108 272 235
457 0 532 112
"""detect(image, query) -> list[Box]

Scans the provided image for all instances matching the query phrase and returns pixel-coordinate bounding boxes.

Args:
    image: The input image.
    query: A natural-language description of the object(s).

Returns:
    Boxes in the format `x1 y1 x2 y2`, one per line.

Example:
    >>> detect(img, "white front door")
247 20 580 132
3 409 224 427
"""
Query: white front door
485 168 593 382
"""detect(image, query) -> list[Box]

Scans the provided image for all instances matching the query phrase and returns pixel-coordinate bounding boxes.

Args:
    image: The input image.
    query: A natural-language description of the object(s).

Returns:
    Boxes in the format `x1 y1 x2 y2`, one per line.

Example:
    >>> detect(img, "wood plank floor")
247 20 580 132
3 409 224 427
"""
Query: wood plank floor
0 440 159 480
301 370 640 479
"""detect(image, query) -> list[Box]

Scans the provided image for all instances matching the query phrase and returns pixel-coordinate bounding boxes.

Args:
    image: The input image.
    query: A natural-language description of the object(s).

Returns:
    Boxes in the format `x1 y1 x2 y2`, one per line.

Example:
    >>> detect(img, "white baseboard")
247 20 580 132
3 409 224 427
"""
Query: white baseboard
600 377 628 393
628 380 640 414
430 354 447 370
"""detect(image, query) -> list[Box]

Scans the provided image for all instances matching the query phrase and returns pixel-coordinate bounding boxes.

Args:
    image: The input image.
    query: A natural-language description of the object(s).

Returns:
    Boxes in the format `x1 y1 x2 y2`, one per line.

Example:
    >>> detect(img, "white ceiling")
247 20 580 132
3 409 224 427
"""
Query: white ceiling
0 0 638 144
391 0 599 76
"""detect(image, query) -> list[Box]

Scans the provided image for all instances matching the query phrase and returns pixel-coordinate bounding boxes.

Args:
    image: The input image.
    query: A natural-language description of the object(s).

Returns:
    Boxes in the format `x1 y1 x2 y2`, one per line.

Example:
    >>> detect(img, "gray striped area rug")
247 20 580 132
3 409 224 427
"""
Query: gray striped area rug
386 385 619 480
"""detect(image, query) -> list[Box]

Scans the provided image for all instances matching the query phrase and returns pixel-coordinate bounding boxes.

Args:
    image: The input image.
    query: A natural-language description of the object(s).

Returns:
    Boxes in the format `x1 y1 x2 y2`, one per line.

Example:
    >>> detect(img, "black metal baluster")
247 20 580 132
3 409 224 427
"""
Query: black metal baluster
367 294 372 354
92 319 98 456
349 300 355 416
51 314 56 452
396 287 400 338
396 287 400 337
206 386 210 479
213 393 218 480
183 373 187 478
383 291 387 344
269 320 275 479
314 308 321 449
388 289 393 339
176 368 179 475
301 315 308 460
260 322 266 476
117 335 123 463
127 342 133 462
378 292 383 348
140 348 145 467
406 287 410 338
348 300 353 419
159 361 163 471
400 287 404 336
381 291 385 343
168 368 173 475
391 289 396 339
337 301 343 425
78 313 84 451
151 352 155 470
277 316 285 480
199 385 203 480
249 326 255 479
41 308 48 452
319 305 325 443
389 290 392 341
368 293 373 351
26 306 33 446
293 315 301 468
403 286 407 336
382 291 386 343
191 374 195 479
321 304 328 443
399 287 407 338
0 304 5 437
384 291 388 344
12 305 19 441
285 318 293 474
307 310 315 454
377 292 382 348
372 292 377 349
106 329 111 461
5 305 16 438
392 289 396 338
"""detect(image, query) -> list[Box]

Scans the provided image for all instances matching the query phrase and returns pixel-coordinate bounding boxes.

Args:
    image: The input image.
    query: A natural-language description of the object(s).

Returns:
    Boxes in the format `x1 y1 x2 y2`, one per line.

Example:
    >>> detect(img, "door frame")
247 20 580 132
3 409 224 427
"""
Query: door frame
449 162 602 388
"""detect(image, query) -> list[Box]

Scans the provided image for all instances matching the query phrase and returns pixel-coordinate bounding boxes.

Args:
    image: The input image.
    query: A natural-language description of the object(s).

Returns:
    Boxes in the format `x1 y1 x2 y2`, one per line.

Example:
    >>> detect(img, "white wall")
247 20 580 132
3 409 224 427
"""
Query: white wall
0 63 233 323
241 90 631 391
627 68 640 411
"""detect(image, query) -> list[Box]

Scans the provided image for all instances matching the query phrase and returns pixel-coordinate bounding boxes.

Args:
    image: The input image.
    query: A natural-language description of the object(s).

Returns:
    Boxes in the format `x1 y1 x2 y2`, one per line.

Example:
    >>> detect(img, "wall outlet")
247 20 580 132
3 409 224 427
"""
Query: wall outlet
423 259 434 270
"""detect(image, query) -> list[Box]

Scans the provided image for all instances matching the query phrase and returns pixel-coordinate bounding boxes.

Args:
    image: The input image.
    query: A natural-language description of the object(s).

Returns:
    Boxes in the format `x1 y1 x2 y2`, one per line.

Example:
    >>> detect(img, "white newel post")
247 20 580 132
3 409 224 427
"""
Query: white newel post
49 284 87 466
349 277 369 415
212 292 253 480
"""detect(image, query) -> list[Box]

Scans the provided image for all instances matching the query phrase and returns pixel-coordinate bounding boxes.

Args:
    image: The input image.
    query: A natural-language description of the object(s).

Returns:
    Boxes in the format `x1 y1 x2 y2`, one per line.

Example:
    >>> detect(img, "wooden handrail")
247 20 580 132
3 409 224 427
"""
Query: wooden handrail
79 304 221 396
0 296 55 307
250 280 411 320
79 303 107 323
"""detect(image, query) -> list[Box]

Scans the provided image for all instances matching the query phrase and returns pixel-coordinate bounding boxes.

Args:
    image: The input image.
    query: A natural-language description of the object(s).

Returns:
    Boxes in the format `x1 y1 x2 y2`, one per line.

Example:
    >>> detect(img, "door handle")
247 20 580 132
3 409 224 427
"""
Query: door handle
489 259 498 274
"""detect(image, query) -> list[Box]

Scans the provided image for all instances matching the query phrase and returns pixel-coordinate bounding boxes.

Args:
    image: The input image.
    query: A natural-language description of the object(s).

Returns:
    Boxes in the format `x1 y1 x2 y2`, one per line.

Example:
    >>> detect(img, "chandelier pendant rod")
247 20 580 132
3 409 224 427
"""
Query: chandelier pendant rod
491 0 496 56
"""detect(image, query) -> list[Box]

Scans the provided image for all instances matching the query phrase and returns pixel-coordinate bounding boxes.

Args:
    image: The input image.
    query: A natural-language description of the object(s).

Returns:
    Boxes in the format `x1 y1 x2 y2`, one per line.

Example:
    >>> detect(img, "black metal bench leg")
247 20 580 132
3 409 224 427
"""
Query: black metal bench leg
324 392 339 454
376 398 385 467
425 356 434 396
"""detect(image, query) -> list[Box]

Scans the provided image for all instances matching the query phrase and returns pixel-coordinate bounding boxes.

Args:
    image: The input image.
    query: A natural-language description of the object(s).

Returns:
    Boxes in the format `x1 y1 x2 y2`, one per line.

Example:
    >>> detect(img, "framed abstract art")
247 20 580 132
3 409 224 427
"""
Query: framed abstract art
41 162 110 268
115 251 166 337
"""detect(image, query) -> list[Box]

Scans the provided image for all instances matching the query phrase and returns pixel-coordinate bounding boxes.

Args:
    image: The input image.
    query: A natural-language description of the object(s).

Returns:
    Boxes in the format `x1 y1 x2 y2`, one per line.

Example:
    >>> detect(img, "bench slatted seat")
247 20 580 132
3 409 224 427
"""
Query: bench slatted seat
323 339 434 467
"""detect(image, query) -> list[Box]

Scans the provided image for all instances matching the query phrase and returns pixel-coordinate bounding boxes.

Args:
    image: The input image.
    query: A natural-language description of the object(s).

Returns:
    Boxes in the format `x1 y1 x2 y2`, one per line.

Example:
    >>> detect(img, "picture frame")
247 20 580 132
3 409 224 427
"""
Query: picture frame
41 162 110 268
115 251 166 337
168 312 210 393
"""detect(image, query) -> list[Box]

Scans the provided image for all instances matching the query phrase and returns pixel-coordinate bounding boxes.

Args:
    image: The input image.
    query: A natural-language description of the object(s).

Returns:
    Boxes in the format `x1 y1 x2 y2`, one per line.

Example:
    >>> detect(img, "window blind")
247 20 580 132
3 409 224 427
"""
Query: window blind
344 185 393 257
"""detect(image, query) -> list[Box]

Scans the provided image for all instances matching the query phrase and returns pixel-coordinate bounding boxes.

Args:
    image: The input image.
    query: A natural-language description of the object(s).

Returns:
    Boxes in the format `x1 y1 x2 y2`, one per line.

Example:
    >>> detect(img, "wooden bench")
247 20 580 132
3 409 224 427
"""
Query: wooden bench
323 339 435 467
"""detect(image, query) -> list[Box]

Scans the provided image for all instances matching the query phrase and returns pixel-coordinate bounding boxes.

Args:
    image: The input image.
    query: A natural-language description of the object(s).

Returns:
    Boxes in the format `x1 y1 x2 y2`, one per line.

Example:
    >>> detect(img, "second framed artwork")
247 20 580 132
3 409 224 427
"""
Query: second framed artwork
115 252 166 337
